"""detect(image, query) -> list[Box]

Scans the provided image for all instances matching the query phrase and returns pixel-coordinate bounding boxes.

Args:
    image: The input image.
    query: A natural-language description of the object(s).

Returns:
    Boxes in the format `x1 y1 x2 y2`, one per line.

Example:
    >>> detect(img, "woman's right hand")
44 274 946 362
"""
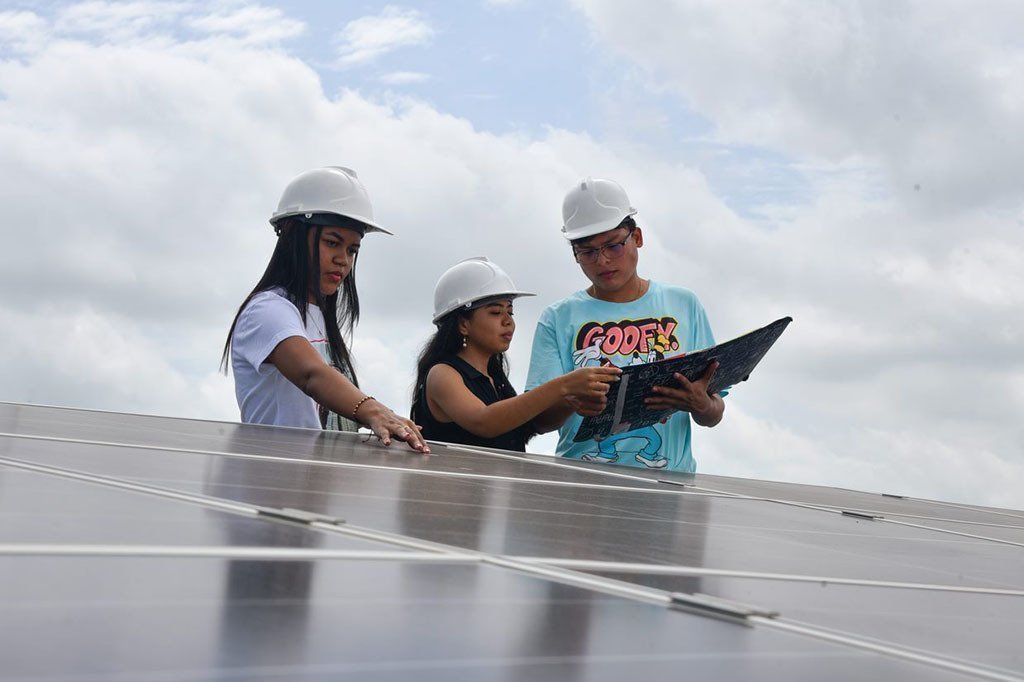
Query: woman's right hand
359 401 431 454
559 366 621 415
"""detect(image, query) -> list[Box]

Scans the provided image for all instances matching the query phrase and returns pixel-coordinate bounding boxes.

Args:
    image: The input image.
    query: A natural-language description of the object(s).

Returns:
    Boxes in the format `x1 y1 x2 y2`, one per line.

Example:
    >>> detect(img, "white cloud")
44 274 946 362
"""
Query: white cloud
572 0 1024 212
700 406 1024 510
1 1 1021 511
379 70 430 85
335 6 433 67
0 15 728 438
30 2 304 47
54 1 188 41
0 306 235 420
0 10 48 53
187 5 305 44
566 0 1024 508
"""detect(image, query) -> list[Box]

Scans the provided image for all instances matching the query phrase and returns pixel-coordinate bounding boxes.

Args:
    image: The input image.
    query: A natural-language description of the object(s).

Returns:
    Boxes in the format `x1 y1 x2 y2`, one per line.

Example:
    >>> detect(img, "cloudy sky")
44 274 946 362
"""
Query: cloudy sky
1 0 1021 508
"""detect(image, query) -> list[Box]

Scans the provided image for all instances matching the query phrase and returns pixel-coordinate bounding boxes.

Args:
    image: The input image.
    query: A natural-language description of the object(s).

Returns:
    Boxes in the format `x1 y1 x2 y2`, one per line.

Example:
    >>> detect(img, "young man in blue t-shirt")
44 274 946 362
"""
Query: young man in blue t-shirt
526 177 725 472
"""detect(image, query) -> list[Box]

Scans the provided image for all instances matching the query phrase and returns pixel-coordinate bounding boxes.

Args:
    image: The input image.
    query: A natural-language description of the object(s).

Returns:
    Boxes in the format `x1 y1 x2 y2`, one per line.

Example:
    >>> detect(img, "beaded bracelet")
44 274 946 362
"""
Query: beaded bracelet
352 395 375 420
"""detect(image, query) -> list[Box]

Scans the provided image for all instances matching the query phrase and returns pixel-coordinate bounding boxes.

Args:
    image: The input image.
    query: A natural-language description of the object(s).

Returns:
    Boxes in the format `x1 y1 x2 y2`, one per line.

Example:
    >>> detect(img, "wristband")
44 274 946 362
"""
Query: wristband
352 395 375 420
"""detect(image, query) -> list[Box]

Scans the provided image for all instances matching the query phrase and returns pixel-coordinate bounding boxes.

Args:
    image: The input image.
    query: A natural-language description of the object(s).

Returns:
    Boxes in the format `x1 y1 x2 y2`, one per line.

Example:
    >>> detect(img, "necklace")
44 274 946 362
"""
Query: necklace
634 277 645 301
589 277 646 302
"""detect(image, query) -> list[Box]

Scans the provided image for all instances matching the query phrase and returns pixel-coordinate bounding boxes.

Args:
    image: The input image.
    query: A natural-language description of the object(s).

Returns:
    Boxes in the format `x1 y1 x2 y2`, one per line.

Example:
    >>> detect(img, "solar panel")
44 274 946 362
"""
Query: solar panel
1 401 1022 680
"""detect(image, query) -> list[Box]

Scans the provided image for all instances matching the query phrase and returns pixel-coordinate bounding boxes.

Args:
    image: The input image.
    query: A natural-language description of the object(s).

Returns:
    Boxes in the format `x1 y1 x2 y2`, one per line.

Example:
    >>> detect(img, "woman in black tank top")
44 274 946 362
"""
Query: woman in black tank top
410 258 620 452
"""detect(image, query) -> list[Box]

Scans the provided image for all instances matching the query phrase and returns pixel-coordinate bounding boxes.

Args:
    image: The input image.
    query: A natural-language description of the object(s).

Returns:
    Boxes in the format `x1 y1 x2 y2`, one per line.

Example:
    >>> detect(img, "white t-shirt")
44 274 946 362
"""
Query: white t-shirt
231 289 346 429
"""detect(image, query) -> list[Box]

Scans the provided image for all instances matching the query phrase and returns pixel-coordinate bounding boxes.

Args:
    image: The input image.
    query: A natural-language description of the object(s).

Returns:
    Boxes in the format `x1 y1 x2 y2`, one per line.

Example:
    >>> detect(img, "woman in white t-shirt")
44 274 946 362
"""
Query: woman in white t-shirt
221 166 429 453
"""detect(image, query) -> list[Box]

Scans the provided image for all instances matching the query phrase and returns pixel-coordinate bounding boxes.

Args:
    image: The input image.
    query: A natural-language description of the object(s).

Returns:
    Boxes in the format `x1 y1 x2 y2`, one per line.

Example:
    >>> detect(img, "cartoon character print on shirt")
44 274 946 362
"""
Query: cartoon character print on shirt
571 317 682 469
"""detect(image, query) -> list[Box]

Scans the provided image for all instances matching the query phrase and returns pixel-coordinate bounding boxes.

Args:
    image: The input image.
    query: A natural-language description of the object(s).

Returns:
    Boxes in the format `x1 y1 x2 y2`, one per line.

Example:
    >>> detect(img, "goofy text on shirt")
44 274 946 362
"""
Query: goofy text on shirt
571 317 682 469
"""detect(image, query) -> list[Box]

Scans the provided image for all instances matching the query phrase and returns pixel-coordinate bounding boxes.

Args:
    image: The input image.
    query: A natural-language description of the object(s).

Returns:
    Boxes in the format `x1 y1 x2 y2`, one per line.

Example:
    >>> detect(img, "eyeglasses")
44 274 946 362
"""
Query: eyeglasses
573 231 635 265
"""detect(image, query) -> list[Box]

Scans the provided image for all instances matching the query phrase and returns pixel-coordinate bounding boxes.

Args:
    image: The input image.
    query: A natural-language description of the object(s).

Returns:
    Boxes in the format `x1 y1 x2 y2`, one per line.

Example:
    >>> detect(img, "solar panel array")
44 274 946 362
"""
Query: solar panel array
2 401 1022 681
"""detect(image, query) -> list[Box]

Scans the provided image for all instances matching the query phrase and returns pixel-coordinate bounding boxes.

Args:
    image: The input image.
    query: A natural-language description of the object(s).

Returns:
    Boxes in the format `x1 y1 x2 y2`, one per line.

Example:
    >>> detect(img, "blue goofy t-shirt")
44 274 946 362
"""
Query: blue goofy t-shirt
525 281 719 472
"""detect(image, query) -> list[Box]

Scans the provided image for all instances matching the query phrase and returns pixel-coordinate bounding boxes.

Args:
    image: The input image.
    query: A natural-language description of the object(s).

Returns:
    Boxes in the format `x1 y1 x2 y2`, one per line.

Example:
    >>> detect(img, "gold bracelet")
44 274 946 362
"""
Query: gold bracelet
352 395 375 420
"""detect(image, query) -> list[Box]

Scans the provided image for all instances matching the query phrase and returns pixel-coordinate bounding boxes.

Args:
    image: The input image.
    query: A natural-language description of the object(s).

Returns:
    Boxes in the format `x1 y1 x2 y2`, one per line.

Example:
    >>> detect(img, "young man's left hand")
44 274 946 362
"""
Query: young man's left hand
644 360 724 427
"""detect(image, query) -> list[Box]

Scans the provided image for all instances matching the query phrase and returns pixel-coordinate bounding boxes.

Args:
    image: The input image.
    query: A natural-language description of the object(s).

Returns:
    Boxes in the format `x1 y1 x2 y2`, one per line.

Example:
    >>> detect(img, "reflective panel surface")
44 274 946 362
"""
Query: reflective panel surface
0 464 395 551
2 402 1021 680
0 402 663 490
0 556 976 682
593 572 1024 676
614 462 1024 527
8 432 1024 590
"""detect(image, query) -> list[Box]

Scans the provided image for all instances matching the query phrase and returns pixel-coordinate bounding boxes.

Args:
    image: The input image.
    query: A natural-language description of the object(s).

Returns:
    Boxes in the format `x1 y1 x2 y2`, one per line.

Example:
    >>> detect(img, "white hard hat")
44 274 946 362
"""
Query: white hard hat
270 166 393 235
432 257 535 324
561 177 637 241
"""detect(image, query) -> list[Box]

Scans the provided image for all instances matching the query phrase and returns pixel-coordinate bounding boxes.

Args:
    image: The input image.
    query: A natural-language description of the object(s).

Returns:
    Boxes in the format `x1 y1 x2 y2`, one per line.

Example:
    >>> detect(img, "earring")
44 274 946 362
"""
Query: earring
461 336 468 348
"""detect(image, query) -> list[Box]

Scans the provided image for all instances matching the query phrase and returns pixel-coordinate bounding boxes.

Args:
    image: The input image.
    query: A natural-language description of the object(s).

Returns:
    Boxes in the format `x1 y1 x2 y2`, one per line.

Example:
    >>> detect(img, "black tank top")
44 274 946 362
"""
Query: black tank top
411 355 529 452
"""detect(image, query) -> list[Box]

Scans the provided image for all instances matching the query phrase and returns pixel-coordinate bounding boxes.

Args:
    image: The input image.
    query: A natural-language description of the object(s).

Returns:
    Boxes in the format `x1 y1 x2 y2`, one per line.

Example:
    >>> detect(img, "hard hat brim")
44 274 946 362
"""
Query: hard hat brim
269 210 394 236
431 291 536 325
561 208 637 241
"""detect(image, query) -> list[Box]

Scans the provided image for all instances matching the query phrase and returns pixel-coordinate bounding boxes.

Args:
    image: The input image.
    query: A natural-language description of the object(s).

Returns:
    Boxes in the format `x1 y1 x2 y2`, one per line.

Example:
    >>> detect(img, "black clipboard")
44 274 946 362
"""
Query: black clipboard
573 317 792 442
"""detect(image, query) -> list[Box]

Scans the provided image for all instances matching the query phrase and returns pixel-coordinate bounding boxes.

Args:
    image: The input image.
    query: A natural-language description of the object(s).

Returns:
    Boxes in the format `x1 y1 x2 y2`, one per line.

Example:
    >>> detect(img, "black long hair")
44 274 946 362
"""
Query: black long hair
221 216 360 386
410 309 509 423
